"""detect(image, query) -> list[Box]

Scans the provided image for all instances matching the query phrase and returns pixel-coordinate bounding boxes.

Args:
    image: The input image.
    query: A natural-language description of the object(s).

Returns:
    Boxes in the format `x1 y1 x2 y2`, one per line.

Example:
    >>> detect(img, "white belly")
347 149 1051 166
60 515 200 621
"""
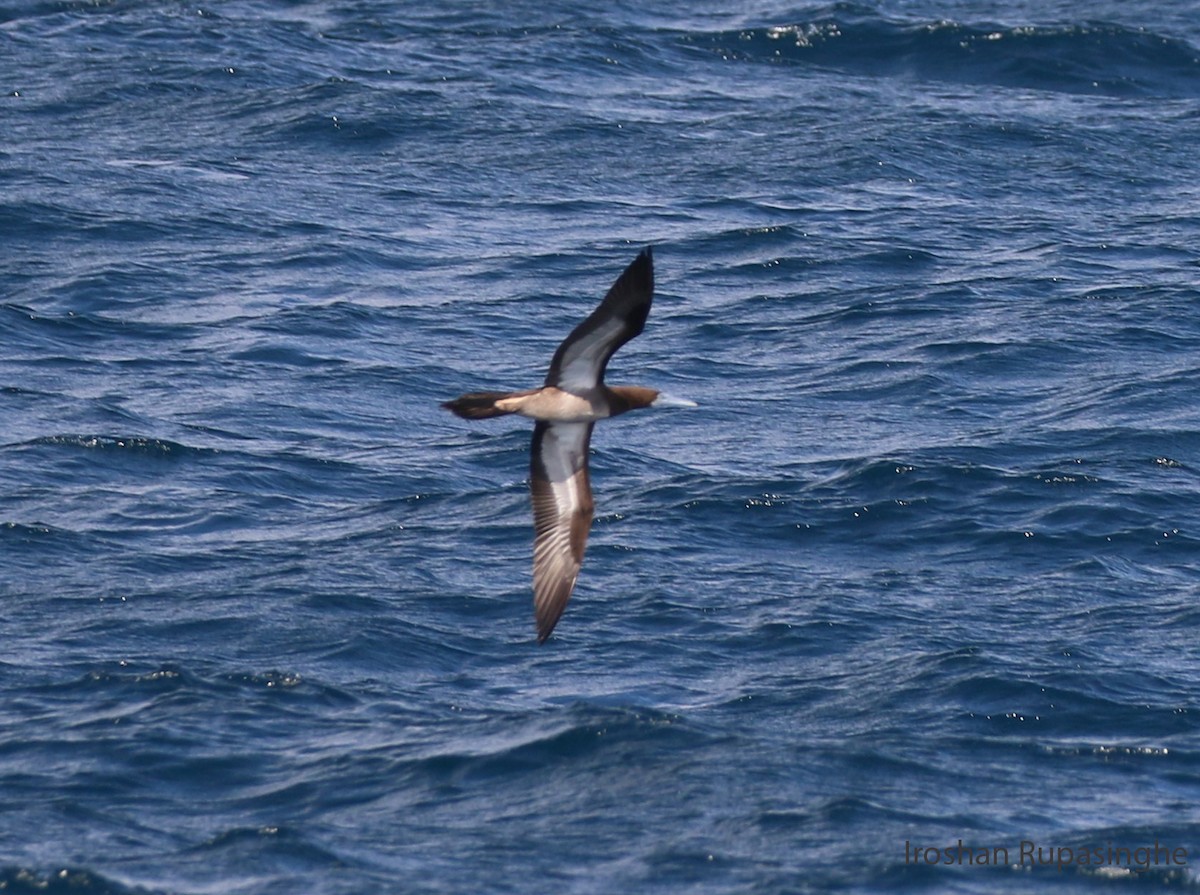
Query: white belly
496 387 607 422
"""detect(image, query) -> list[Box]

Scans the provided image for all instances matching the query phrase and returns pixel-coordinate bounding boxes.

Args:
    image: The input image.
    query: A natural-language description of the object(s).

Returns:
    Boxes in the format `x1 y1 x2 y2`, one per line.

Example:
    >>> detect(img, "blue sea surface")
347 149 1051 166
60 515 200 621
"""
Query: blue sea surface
3 1 1200 892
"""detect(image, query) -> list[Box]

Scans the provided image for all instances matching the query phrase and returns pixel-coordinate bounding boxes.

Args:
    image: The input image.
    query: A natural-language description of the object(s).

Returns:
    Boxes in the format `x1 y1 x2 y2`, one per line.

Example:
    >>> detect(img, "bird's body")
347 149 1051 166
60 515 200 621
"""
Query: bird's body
449 385 660 423
443 247 685 643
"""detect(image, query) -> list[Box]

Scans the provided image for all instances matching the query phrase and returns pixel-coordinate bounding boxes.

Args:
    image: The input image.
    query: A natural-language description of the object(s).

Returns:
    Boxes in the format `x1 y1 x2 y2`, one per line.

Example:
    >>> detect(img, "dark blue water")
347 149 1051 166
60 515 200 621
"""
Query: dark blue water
4 1 1200 892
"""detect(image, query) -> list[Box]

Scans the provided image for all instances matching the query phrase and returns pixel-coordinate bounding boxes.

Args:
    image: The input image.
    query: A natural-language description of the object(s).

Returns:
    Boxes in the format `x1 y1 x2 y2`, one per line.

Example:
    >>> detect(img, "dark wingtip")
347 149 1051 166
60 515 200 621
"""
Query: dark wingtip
616 246 654 309
635 245 653 271
536 610 562 644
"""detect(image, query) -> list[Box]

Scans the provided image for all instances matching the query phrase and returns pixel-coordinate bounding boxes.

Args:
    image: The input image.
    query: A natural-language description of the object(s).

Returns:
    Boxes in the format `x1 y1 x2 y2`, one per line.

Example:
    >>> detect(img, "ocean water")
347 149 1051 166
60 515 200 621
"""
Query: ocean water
3 0 1200 892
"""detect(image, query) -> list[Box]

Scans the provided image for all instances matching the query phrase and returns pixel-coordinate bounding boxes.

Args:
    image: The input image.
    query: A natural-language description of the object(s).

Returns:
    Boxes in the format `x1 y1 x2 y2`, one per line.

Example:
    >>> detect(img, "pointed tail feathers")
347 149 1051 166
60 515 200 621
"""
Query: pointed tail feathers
441 392 519 419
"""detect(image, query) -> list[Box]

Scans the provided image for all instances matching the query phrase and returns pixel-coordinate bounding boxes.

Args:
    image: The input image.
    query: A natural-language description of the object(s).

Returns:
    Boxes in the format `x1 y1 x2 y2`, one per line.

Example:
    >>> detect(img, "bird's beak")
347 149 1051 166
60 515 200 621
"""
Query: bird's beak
651 392 699 409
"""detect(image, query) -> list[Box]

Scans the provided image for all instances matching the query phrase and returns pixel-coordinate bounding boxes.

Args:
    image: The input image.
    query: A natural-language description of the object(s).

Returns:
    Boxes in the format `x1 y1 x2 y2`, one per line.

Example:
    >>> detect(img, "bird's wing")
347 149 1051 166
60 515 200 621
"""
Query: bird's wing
544 247 654 392
529 420 595 643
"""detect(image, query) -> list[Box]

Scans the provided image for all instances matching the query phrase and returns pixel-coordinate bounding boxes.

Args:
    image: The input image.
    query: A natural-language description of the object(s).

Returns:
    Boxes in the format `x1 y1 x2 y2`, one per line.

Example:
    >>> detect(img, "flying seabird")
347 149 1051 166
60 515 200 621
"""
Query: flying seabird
442 247 692 643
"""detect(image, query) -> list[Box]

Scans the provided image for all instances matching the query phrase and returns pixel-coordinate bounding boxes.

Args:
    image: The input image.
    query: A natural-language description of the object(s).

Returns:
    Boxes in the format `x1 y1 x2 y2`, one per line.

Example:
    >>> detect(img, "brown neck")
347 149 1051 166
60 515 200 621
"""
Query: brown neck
605 386 659 416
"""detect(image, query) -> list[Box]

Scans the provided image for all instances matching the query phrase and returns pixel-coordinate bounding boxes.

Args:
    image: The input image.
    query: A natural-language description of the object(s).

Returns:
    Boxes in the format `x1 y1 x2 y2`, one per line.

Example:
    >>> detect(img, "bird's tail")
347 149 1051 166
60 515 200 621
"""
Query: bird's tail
441 391 520 420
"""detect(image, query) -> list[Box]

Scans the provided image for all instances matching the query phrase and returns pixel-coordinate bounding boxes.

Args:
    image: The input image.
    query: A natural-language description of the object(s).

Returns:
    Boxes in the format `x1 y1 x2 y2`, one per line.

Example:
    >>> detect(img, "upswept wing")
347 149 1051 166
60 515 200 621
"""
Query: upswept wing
544 247 654 393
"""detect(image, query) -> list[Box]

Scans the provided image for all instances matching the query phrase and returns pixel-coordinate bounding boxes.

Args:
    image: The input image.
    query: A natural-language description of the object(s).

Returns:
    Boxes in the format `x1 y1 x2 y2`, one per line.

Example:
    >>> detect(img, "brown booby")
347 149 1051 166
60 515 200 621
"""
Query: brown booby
442 247 692 643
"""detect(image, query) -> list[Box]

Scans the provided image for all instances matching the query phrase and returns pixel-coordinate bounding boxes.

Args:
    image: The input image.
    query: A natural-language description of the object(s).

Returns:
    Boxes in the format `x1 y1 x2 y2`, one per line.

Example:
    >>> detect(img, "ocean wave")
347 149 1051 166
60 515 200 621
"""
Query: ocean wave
12 434 206 457
682 5 1200 97
0 867 155 895
410 705 697 778
186 823 347 871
